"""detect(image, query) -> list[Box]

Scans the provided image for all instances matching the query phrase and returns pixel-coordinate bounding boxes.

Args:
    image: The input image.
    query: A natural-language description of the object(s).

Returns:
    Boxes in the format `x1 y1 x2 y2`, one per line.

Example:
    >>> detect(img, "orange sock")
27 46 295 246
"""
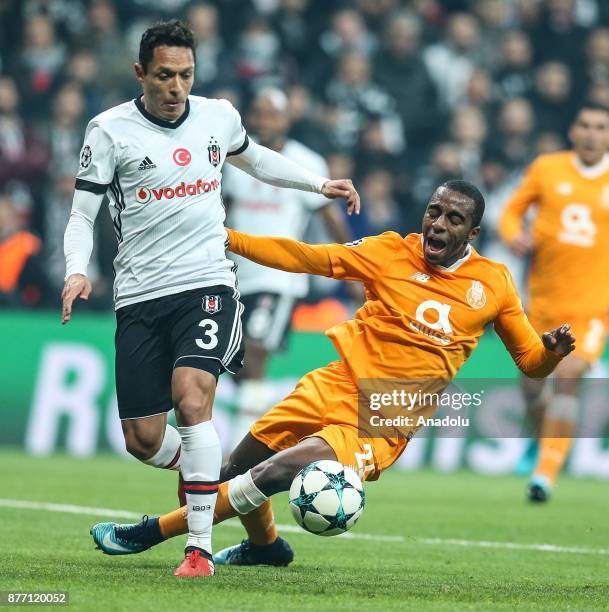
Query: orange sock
534 393 578 485
213 481 239 523
159 505 188 539
535 436 574 485
214 482 277 545
158 481 277 545
239 500 277 545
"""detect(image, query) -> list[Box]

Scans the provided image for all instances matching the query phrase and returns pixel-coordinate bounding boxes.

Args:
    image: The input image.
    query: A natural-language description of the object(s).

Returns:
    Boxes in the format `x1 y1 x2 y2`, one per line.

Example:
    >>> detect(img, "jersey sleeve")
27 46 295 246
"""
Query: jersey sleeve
222 100 249 157
324 233 401 280
498 157 543 243
493 266 561 377
75 121 117 194
226 229 400 282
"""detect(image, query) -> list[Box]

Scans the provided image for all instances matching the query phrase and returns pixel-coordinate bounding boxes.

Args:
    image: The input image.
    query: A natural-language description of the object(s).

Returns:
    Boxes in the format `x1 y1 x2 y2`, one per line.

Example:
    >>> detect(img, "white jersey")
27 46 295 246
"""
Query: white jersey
224 139 328 297
75 95 249 309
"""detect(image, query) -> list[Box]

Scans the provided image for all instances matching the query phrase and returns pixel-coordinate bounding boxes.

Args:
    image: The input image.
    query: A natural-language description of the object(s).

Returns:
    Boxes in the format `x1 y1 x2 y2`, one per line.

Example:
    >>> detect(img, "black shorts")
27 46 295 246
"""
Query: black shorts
115 285 244 420
240 292 296 352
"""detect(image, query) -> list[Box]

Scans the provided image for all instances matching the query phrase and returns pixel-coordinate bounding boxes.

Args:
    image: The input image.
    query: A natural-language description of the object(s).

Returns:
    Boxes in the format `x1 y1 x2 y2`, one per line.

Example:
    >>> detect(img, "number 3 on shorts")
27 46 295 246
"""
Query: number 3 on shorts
196 318 219 350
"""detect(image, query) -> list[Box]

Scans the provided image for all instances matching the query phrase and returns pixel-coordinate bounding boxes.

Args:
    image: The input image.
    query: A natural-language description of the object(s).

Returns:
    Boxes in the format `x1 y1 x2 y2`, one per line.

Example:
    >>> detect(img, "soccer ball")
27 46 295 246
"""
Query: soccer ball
288 460 365 536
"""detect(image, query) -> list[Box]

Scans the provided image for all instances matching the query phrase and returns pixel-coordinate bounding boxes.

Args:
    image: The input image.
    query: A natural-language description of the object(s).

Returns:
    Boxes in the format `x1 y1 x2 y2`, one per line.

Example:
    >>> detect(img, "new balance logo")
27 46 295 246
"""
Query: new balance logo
138 156 156 170
410 272 431 283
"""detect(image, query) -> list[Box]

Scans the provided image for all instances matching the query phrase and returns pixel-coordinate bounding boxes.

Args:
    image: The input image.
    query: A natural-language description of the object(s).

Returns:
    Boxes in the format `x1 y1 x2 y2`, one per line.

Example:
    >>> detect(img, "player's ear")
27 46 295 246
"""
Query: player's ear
134 63 145 83
468 226 481 242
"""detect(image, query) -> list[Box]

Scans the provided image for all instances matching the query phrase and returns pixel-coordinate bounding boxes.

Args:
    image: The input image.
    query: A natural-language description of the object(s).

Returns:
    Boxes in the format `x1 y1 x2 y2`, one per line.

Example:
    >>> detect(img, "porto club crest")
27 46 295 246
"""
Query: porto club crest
208 137 221 167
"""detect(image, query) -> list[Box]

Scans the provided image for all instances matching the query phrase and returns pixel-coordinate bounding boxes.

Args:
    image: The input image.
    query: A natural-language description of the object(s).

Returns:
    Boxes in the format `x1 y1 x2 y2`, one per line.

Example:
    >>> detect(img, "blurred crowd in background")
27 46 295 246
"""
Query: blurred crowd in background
2 0 609 310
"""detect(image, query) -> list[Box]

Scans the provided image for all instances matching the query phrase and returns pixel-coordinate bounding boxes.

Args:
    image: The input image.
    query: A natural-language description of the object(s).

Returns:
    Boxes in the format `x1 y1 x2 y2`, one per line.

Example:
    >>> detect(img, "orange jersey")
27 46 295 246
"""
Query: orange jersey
227 229 560 383
499 151 609 319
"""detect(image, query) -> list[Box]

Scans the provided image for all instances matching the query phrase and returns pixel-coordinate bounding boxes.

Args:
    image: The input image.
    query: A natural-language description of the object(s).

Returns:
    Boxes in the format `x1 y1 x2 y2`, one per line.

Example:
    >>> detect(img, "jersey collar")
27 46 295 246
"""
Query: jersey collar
134 96 190 129
436 244 472 272
572 152 609 179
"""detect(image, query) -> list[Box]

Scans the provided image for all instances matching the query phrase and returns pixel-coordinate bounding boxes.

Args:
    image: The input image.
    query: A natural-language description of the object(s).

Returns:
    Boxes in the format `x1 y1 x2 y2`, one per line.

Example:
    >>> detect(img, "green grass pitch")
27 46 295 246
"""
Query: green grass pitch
0 451 608 610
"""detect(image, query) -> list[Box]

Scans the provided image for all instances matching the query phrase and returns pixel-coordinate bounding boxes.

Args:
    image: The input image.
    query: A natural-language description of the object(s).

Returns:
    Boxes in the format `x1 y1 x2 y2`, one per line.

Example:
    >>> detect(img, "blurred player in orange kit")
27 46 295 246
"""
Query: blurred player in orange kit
91 180 574 565
499 102 609 502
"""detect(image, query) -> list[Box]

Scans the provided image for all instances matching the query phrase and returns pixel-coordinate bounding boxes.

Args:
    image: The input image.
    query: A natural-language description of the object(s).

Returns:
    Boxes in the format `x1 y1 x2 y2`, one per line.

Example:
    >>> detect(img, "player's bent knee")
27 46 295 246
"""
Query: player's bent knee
121 419 164 461
123 431 162 461
174 395 208 424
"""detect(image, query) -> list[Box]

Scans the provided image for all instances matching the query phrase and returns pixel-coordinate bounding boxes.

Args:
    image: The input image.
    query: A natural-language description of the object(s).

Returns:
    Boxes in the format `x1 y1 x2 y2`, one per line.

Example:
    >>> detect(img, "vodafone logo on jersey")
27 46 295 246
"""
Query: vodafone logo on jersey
136 187 152 203
135 178 220 203
173 148 191 166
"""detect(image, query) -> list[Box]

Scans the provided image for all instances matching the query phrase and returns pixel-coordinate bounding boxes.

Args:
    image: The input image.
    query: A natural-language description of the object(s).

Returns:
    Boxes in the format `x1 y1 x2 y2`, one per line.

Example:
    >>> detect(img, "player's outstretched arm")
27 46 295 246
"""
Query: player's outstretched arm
226 228 333 276
227 140 360 215
227 229 399 282
61 189 103 324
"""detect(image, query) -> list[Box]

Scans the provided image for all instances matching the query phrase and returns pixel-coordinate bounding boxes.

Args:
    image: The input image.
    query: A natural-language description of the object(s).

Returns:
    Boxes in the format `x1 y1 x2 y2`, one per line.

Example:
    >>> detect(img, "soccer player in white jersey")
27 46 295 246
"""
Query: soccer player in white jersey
224 88 352 447
61 20 359 577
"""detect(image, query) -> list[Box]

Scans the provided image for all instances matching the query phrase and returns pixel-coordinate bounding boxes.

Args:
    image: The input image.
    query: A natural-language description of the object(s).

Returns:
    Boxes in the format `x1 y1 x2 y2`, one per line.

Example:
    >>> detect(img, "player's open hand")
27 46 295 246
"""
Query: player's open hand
542 324 576 357
509 232 533 256
61 273 92 325
321 179 360 216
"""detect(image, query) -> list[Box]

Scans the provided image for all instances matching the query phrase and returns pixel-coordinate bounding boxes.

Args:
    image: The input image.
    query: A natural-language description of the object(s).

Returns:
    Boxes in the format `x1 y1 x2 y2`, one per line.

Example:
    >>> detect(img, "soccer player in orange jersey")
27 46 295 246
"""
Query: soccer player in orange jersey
91 180 574 565
499 102 609 503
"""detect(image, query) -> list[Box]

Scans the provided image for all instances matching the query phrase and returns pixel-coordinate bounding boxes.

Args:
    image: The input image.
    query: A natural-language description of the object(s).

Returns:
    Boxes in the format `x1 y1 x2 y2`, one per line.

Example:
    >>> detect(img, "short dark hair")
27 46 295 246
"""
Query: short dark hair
139 20 196 73
574 100 609 120
440 179 485 228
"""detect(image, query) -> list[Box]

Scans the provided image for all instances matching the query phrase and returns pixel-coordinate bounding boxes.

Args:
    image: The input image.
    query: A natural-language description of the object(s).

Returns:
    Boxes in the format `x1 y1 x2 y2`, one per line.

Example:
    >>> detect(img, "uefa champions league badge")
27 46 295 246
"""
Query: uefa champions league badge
207 137 221 167
202 295 222 314
80 145 92 169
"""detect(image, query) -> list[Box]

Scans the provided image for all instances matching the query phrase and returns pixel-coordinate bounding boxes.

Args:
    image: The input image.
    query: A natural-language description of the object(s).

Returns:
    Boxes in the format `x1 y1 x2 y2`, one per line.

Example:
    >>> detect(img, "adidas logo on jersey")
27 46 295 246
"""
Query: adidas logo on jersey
138 156 156 170
410 272 431 283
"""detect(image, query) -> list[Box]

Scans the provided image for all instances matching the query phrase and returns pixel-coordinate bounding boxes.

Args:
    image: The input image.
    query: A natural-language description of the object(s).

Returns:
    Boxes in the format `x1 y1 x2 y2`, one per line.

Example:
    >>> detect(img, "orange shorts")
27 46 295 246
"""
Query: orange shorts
528 310 608 363
250 360 406 481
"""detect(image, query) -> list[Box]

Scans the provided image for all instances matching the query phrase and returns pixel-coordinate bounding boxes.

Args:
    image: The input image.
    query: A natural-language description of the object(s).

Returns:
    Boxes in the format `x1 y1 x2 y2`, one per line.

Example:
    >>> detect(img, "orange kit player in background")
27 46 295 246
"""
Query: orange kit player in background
499 102 609 503
91 180 574 566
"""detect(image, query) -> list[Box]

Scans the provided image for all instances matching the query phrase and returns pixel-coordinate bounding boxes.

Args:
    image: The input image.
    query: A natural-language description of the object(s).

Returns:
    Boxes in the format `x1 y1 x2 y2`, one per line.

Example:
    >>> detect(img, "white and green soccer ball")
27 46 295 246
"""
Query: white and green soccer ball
288 460 365 536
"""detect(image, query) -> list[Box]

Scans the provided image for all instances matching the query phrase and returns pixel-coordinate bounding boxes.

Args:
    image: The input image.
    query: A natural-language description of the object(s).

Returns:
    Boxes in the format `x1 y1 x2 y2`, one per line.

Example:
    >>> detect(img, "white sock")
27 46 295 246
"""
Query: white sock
178 420 222 553
143 424 181 470
228 470 268 514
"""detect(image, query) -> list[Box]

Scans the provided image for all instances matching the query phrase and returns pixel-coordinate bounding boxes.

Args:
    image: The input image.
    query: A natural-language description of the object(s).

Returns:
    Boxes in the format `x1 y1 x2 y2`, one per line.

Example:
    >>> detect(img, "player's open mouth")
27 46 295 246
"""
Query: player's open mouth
425 236 447 257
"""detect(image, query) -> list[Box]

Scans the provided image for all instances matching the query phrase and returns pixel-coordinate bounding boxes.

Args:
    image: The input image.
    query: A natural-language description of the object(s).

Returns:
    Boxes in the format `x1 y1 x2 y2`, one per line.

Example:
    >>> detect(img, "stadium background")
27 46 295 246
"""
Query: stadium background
2 0 609 476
